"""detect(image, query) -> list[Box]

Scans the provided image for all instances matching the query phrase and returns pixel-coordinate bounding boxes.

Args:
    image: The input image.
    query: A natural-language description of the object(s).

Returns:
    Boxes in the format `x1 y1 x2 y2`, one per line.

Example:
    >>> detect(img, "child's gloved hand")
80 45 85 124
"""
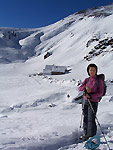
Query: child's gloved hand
85 86 91 93
85 93 91 99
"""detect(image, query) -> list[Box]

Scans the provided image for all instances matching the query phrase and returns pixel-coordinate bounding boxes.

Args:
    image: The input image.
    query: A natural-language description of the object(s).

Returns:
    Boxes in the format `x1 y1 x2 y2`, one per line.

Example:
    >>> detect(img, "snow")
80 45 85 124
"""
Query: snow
0 3 113 150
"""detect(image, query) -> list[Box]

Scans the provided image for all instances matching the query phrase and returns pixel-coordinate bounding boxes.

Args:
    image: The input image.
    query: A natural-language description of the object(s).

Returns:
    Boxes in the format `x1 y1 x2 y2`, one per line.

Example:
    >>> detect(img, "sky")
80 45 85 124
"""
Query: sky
0 0 113 29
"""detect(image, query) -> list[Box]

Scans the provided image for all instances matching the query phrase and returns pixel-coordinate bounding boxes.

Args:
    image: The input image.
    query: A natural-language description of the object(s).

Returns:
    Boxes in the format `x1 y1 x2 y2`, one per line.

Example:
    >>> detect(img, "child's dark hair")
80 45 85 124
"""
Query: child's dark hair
87 64 98 76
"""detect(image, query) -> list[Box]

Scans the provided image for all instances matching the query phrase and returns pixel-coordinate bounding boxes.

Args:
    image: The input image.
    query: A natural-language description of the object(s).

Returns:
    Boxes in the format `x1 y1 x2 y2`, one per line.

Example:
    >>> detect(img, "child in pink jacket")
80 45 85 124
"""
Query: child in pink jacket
79 64 104 141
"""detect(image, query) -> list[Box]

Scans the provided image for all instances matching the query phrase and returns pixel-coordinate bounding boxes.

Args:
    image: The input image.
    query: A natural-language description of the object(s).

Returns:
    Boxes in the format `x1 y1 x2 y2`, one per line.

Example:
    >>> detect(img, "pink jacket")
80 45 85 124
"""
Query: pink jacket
79 75 104 102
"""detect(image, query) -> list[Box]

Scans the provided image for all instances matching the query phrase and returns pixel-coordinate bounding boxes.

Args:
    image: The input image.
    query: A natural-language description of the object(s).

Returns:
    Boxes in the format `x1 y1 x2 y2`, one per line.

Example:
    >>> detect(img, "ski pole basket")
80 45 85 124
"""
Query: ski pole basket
84 135 100 150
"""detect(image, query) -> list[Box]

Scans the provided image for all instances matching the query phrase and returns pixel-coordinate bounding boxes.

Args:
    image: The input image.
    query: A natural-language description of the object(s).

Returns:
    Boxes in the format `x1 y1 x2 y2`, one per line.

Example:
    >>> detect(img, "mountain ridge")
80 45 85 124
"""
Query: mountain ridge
0 3 113 65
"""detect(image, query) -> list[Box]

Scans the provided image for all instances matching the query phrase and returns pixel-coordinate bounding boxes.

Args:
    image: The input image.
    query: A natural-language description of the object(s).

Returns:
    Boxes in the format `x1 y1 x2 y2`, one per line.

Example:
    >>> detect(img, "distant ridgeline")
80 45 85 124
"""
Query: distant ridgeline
0 3 113 64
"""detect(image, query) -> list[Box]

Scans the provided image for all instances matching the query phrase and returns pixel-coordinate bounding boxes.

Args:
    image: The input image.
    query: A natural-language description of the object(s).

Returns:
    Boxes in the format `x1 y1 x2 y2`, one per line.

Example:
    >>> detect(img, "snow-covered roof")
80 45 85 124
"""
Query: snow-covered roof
43 65 67 75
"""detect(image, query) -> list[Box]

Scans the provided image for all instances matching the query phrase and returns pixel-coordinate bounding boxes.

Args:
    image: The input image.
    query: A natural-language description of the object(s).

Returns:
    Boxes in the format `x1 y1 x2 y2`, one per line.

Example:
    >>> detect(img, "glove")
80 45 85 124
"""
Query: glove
85 86 91 93
85 93 91 99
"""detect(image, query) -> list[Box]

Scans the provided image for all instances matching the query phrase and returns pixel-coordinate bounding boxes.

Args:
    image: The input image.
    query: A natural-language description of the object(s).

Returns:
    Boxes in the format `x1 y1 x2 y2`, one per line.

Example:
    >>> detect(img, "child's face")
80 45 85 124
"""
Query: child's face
89 67 96 77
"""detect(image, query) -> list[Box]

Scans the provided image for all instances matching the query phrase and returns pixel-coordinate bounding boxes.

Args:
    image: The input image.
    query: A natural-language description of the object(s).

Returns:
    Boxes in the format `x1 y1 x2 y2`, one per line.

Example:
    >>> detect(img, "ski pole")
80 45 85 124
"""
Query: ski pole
87 98 111 150
78 110 83 142
78 98 85 142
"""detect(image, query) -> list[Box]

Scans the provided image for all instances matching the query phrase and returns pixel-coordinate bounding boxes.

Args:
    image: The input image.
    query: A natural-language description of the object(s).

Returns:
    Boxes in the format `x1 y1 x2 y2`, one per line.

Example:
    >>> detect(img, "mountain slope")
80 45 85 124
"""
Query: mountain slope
0 3 113 150
0 3 113 66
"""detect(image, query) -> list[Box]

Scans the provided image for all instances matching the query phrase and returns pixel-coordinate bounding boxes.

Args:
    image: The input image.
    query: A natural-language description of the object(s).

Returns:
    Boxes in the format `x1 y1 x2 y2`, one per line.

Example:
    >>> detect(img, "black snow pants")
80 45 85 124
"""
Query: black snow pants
82 100 98 138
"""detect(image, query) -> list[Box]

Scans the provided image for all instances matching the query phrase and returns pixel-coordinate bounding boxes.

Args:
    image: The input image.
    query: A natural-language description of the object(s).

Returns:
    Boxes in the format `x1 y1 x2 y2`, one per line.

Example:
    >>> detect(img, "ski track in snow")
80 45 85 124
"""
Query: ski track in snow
0 69 113 150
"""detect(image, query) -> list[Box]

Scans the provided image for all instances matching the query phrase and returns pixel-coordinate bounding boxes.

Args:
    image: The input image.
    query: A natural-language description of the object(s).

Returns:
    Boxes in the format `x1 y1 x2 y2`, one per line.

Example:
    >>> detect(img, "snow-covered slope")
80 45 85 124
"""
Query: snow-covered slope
0 3 113 150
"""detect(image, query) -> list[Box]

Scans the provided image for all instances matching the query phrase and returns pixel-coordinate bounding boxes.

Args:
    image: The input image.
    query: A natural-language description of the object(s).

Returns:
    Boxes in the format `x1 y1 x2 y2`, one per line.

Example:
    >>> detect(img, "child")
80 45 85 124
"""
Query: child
79 64 104 141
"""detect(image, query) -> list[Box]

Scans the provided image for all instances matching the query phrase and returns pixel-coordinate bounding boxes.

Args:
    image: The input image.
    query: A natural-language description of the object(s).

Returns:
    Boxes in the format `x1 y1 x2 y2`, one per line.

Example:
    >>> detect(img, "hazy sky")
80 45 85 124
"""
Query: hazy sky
0 0 113 28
